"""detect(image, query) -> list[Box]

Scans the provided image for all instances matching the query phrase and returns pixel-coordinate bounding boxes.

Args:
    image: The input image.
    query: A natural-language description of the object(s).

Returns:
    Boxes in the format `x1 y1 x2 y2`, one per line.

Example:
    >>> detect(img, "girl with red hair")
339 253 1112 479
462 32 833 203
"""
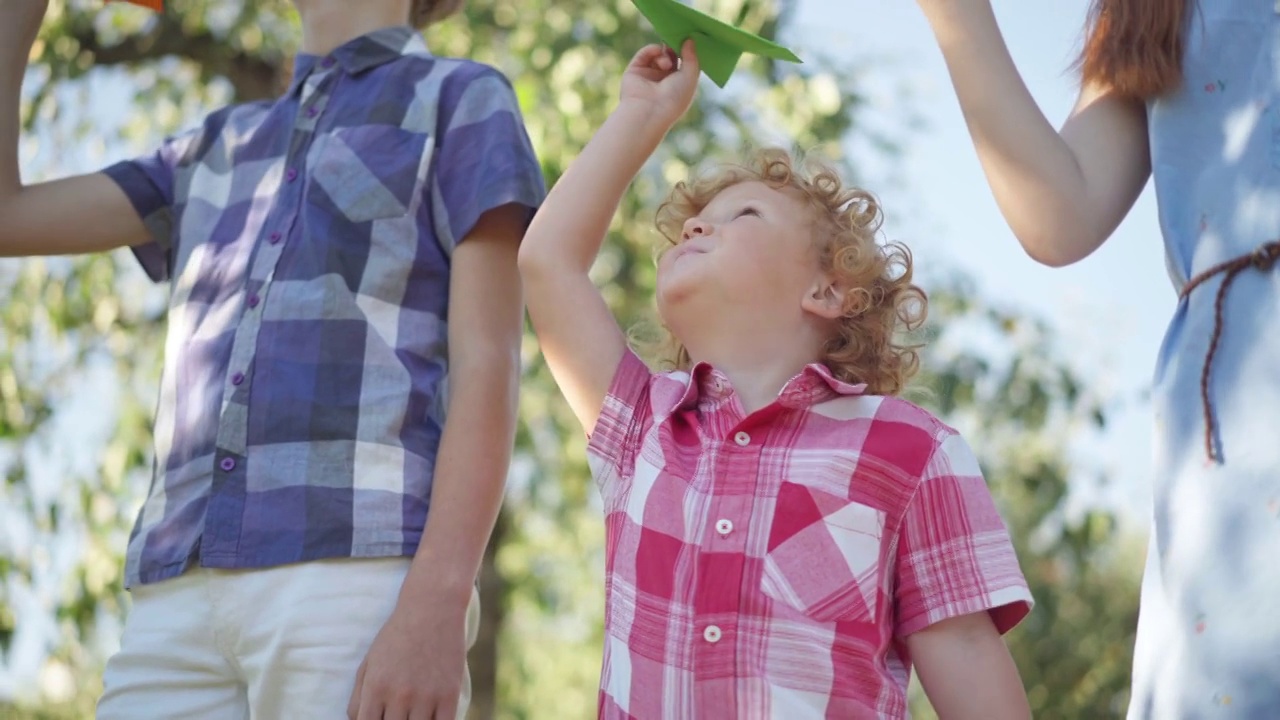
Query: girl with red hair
917 0 1280 717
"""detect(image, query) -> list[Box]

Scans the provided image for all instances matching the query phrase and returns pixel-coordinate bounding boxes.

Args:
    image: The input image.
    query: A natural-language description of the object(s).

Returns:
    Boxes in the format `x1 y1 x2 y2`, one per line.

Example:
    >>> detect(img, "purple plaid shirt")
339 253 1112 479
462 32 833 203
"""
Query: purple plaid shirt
104 26 545 587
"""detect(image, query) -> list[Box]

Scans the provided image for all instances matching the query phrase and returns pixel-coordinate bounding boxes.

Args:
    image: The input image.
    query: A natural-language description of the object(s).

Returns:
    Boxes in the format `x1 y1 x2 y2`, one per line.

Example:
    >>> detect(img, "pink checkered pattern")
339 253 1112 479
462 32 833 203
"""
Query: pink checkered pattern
586 351 1033 719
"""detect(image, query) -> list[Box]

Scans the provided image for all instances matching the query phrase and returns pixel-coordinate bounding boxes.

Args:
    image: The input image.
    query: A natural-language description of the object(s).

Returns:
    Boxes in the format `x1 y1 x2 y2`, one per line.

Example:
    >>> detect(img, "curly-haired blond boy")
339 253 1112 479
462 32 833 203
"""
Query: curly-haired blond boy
519 41 1033 719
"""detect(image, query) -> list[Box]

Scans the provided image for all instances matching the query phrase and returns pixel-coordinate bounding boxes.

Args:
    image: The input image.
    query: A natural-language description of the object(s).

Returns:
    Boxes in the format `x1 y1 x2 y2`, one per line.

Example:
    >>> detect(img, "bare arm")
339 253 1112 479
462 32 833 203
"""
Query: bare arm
0 0 148 257
918 0 1151 267
518 42 699 431
908 612 1031 720
400 202 528 610
350 203 529 720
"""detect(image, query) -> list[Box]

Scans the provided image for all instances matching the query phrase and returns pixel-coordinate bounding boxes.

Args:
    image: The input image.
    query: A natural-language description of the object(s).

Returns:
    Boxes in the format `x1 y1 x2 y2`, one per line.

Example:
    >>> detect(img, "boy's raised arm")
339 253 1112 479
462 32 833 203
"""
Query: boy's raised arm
1 0 150 258
518 41 700 431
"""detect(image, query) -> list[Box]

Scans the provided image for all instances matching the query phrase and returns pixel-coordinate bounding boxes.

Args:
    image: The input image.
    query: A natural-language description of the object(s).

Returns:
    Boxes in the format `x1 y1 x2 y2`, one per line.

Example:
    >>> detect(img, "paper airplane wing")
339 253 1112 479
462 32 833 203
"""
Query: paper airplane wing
631 0 801 87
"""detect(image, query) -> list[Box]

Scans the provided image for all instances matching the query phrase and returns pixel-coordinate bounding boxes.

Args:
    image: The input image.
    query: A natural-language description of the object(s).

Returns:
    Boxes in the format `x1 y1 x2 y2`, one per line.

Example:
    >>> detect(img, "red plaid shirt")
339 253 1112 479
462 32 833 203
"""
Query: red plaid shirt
587 351 1033 719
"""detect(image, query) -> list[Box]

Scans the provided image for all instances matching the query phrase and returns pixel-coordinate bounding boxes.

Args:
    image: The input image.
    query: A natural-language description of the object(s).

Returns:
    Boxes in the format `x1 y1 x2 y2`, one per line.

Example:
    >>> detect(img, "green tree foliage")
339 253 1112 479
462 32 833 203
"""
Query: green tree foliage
4 1 1140 717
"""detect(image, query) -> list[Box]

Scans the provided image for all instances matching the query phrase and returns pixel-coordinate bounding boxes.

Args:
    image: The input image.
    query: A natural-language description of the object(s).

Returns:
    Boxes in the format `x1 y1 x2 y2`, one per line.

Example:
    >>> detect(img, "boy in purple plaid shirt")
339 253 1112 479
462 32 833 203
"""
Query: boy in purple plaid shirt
1 0 544 717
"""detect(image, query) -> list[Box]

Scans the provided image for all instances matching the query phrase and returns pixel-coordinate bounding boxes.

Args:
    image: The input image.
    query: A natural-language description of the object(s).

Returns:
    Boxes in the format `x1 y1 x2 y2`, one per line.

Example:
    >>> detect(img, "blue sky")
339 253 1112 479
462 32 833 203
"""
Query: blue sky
794 0 1171 525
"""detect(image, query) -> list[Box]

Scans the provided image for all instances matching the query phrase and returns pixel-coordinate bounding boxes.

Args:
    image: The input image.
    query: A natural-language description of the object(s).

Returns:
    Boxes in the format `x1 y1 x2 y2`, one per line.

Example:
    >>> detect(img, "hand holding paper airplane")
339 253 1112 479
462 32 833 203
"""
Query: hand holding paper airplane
630 0 802 87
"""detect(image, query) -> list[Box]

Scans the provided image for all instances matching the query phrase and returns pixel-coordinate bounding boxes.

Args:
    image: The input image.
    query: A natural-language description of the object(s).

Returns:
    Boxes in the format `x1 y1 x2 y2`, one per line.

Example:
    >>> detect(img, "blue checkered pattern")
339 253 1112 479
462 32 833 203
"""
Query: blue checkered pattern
105 26 545 587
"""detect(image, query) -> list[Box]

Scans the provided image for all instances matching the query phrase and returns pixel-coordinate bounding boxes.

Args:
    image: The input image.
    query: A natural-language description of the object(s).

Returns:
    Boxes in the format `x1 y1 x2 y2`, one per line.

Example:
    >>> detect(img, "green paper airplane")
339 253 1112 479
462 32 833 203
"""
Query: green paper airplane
631 0 803 87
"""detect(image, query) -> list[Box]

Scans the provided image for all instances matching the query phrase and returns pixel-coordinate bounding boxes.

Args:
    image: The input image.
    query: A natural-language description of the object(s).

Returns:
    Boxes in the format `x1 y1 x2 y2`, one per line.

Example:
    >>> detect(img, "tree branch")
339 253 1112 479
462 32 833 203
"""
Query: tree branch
66 15 287 102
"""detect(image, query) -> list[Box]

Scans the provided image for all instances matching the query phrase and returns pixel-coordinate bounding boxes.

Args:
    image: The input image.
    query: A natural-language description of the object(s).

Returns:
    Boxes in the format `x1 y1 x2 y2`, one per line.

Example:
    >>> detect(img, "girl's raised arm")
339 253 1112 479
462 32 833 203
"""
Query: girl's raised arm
919 0 1151 267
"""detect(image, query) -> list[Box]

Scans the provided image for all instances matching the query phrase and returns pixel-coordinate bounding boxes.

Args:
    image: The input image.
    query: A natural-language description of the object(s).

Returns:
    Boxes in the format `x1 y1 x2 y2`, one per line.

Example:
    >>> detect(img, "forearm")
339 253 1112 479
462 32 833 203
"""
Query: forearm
919 0 1091 263
519 102 669 275
909 612 1031 720
398 351 519 609
0 19 39 199
0 7 146 257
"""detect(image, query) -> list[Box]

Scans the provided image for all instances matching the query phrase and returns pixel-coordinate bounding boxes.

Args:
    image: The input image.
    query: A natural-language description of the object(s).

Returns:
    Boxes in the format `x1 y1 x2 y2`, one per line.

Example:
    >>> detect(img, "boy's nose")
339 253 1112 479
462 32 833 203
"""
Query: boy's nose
681 218 711 242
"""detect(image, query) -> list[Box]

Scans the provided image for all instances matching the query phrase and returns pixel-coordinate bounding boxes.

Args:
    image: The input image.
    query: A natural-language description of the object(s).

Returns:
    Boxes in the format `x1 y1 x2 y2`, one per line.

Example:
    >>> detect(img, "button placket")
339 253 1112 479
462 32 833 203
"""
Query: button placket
205 62 337 559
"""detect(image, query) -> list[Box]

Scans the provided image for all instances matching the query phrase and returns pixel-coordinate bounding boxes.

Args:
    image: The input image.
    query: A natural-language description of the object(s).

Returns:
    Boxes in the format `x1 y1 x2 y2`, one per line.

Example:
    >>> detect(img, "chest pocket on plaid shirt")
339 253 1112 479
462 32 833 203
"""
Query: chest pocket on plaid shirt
761 481 886 623
308 125 431 223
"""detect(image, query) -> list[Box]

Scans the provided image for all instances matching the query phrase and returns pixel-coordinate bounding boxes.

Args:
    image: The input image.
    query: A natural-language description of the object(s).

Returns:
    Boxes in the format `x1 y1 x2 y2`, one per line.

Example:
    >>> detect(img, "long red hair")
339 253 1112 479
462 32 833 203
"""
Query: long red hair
1076 0 1190 98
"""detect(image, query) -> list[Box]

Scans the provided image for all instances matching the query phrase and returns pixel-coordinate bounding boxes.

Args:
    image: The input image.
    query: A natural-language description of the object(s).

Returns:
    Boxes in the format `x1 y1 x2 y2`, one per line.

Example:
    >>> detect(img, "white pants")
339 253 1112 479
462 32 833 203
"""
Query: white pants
97 558 479 720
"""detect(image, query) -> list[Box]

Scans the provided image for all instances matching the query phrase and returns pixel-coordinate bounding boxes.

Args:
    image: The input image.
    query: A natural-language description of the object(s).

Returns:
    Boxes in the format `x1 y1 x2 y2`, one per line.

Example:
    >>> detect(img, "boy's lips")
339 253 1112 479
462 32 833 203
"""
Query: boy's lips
675 239 713 258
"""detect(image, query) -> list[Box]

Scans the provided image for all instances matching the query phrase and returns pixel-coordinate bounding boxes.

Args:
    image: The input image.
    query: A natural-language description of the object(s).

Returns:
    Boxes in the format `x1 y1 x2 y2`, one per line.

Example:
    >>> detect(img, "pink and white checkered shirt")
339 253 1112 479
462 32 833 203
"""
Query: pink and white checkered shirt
586 350 1033 719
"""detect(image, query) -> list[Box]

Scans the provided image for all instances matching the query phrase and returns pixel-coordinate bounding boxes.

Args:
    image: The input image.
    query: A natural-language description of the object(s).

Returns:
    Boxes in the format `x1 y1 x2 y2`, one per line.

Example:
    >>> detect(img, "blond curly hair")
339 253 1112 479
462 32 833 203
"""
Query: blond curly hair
646 148 927 396
410 0 464 28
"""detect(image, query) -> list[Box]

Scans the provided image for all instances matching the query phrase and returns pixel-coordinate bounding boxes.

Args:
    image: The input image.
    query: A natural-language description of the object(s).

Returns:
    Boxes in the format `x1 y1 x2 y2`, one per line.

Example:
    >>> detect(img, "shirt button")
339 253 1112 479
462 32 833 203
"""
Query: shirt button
306 106 319 118
286 168 298 182
219 457 236 472
268 231 282 245
247 294 260 309
733 431 751 446
715 518 733 536
703 625 722 644
231 372 245 386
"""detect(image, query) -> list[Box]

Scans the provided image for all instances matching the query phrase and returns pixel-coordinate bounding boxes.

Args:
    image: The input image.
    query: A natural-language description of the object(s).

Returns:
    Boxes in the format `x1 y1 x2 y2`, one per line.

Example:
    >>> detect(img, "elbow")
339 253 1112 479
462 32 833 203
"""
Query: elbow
517 237 582 283
515 243 543 283
1016 230 1096 268
1021 244 1077 268
516 238 551 277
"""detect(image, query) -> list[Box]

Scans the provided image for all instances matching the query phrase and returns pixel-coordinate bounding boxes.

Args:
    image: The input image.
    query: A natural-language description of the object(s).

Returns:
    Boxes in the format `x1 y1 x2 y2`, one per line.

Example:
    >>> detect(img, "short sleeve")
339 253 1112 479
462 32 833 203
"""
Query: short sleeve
586 349 654 473
431 66 546 254
102 127 202 283
894 431 1033 638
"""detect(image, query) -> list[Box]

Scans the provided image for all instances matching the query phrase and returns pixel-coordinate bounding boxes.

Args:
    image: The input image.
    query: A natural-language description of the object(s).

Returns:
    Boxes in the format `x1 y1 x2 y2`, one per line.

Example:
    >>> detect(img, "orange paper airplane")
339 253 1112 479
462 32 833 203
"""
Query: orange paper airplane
111 0 163 10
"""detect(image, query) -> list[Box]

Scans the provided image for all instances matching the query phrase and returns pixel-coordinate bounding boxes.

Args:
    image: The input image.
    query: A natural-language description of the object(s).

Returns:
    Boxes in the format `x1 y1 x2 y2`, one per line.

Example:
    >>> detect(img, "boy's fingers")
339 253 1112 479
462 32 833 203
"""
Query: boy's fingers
679 38 700 74
347 663 367 720
631 43 666 67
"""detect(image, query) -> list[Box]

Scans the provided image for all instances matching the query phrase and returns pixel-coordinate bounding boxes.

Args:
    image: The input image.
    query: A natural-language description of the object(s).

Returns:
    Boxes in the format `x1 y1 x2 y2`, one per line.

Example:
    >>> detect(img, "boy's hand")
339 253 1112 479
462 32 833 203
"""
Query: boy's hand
347 596 470 720
620 40 700 130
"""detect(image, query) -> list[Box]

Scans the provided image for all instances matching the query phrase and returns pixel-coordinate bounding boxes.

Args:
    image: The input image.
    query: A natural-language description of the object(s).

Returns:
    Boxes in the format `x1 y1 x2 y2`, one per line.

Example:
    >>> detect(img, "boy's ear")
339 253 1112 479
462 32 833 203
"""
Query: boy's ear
800 275 846 320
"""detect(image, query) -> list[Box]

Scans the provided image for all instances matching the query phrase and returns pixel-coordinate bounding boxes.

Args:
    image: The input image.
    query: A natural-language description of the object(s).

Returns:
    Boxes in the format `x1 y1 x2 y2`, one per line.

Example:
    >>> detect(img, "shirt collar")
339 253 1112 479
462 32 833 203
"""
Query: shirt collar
290 25 427 94
675 361 869 411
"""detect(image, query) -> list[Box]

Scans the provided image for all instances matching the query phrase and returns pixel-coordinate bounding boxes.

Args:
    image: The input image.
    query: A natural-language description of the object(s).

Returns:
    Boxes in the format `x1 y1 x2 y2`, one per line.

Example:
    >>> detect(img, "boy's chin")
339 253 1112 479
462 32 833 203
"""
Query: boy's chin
655 279 699 311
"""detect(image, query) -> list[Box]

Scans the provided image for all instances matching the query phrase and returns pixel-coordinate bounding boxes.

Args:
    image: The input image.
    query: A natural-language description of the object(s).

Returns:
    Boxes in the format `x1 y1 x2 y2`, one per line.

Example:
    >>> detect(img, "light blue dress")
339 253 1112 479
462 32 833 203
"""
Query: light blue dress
1134 0 1280 716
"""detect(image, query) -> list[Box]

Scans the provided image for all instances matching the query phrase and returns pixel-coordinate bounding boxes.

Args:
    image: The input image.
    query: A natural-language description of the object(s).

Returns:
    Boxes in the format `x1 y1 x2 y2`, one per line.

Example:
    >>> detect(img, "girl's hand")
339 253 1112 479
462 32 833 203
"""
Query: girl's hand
620 40 701 130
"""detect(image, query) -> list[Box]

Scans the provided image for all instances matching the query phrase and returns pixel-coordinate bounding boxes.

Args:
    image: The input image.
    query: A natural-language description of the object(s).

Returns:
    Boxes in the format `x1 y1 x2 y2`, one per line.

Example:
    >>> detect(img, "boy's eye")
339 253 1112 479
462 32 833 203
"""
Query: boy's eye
737 206 761 218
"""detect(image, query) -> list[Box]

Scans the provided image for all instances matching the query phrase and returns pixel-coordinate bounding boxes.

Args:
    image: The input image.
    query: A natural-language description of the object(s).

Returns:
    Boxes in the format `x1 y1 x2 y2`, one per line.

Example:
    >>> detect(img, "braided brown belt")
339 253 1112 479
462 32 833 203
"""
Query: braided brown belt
1177 240 1280 463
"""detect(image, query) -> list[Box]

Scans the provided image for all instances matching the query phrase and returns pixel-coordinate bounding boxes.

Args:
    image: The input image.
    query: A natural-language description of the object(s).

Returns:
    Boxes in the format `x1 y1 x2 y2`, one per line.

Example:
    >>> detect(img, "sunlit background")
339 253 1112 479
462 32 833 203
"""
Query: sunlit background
1 1 1160 717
